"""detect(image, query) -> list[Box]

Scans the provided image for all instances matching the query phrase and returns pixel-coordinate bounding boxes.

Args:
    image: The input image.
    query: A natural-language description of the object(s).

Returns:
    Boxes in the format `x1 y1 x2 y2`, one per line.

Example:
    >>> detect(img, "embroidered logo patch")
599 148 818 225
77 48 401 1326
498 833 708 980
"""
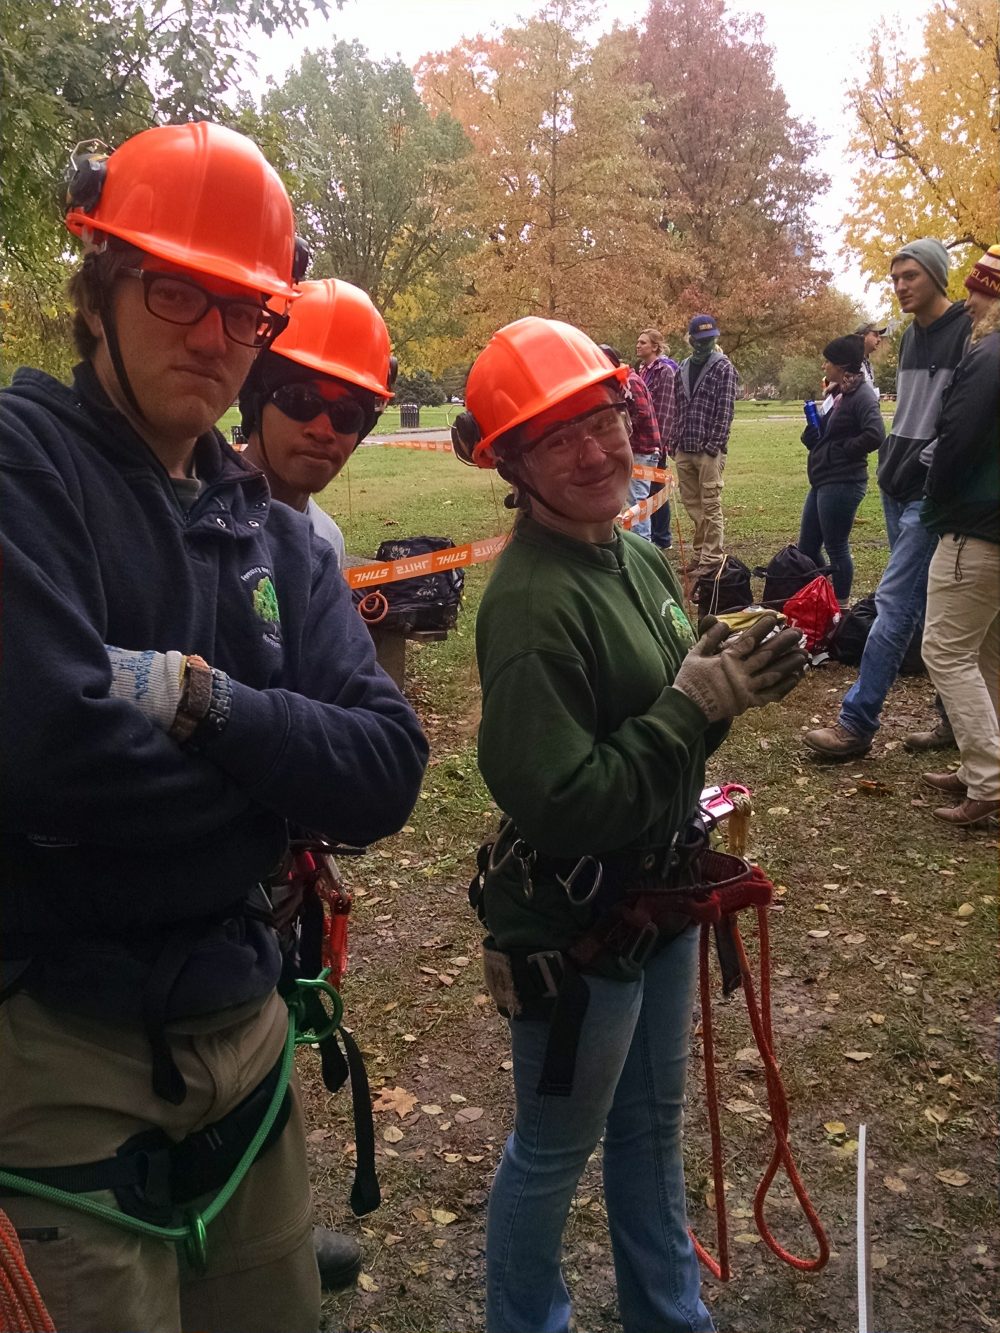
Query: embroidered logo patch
241 565 282 647
662 595 695 647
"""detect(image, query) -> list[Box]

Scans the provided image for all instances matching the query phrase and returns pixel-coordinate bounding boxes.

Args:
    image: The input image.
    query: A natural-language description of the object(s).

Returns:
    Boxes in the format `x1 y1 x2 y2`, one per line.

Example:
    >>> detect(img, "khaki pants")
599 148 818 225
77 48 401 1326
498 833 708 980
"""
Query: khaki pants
0 990 321 1333
674 450 725 565
922 535 1000 801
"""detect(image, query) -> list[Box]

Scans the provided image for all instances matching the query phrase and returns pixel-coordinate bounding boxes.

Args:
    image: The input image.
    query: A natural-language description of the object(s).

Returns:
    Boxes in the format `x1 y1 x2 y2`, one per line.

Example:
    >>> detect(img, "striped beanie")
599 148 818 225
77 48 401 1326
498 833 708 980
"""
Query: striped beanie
965 245 1000 299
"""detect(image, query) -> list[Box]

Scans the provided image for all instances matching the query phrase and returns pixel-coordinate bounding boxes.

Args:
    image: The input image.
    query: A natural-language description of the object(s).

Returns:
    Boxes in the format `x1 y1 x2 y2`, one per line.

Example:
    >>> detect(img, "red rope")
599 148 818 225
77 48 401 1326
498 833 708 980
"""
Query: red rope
686 884 830 1279
0 1209 56 1333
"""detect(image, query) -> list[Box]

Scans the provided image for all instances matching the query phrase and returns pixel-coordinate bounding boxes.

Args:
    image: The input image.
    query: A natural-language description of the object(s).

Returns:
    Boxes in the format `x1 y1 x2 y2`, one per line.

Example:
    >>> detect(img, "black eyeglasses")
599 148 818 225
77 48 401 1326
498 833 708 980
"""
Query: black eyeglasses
268 382 368 435
122 268 281 348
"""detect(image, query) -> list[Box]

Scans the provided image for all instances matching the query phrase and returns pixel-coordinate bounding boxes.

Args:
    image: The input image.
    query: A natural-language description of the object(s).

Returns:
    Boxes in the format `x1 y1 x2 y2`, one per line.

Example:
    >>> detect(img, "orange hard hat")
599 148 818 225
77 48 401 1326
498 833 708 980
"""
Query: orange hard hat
268 278 394 398
457 317 629 468
65 122 300 301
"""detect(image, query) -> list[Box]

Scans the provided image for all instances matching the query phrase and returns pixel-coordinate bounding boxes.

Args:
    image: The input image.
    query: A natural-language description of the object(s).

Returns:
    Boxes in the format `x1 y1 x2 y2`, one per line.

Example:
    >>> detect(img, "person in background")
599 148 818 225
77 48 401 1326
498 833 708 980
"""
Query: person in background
668 314 739 578
599 344 661 541
804 238 970 759
451 315 807 1333
635 325 677 549
238 275 397 1289
0 124 427 1333
798 334 885 606
240 277 395 569
854 321 887 392
918 244 1000 827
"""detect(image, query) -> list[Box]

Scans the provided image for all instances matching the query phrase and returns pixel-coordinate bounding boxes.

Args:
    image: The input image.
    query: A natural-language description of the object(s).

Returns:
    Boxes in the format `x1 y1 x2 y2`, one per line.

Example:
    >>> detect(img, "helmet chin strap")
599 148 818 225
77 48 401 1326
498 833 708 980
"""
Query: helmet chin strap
497 461 579 523
96 282 146 422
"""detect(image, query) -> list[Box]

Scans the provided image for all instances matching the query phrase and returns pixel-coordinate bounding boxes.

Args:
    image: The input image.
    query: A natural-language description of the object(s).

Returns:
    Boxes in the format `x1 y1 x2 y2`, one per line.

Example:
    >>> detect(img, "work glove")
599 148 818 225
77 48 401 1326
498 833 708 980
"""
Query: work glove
801 424 820 447
106 646 186 730
672 614 807 724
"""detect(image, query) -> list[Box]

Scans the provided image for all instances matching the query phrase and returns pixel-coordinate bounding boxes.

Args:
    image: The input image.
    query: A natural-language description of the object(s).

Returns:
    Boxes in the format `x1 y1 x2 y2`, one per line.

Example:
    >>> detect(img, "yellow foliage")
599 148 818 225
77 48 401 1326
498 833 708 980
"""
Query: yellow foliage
845 0 1000 293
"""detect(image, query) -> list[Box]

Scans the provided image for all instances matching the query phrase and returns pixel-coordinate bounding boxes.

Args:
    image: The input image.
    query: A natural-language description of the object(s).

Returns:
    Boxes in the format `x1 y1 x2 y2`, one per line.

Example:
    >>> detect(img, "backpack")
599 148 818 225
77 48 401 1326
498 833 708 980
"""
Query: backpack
753 545 829 610
828 595 926 675
783 575 841 653
355 536 464 633
694 556 753 621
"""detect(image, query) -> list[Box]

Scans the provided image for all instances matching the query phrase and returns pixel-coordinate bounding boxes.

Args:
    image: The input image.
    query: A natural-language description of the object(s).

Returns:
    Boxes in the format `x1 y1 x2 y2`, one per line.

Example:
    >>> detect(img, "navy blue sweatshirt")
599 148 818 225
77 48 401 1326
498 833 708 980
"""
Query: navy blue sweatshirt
0 363 428 1018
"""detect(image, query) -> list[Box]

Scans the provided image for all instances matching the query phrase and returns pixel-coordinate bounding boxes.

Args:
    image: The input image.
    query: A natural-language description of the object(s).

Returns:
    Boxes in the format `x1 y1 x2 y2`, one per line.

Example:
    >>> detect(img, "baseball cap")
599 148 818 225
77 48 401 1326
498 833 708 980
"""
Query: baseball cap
687 314 720 340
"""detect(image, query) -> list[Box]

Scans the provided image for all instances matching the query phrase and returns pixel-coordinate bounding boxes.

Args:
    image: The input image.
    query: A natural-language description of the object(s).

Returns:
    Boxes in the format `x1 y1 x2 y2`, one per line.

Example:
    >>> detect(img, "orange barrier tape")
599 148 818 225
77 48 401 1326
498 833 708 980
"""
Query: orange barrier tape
379 437 673 483
620 476 673 529
344 535 510 589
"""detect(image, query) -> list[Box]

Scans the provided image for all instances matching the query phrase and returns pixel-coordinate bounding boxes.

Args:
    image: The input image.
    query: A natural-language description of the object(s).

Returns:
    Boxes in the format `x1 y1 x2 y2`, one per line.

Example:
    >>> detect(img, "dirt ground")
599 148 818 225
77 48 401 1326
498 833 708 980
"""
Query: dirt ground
301 663 997 1333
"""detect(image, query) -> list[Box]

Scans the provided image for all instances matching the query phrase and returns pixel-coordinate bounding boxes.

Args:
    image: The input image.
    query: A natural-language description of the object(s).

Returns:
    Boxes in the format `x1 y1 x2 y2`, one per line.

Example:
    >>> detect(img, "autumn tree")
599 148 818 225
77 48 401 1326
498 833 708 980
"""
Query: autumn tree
417 0 673 350
845 0 1000 290
260 43 476 364
632 0 830 359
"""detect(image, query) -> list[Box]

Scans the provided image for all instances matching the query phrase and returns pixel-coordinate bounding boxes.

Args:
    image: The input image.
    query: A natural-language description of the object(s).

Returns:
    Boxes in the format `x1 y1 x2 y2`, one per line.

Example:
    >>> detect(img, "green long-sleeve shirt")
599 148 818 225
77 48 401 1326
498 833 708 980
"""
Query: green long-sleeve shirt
476 516 729 951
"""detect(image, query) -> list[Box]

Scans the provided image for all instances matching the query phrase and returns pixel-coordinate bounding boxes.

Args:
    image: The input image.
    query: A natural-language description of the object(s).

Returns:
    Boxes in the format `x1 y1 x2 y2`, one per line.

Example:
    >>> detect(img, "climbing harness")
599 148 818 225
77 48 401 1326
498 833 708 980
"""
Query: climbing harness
472 783 830 1279
0 839 380 1281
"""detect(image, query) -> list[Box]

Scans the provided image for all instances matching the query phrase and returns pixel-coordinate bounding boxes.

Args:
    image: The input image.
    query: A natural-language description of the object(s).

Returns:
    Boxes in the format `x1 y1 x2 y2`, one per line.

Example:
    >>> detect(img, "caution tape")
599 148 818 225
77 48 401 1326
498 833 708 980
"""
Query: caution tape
379 436 673 483
344 535 510 590
620 478 672 529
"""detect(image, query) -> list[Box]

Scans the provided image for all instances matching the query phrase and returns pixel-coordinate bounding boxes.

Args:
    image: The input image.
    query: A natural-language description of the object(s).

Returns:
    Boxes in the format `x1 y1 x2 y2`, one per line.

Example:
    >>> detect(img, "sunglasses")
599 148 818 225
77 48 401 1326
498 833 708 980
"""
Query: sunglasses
122 268 281 348
268 382 368 435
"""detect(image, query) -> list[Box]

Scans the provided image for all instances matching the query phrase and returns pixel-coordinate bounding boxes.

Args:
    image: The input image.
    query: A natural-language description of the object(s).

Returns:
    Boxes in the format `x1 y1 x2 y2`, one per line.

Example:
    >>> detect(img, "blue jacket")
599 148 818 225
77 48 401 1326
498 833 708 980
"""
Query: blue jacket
0 363 428 1020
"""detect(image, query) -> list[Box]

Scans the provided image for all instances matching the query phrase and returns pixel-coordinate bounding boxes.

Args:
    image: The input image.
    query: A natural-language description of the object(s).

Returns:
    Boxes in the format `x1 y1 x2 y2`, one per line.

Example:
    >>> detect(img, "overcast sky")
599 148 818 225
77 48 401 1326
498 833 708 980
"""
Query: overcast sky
262 0 933 317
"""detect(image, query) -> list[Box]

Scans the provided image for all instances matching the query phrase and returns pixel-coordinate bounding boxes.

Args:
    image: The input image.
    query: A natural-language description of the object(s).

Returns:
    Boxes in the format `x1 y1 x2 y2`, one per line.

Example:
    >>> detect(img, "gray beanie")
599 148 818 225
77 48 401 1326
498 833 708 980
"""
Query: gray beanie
891 238 950 294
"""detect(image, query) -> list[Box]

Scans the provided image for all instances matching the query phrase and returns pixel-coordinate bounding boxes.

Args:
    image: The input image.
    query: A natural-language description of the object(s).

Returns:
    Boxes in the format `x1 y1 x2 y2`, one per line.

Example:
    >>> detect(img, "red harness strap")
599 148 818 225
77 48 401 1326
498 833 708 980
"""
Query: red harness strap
677 860 830 1281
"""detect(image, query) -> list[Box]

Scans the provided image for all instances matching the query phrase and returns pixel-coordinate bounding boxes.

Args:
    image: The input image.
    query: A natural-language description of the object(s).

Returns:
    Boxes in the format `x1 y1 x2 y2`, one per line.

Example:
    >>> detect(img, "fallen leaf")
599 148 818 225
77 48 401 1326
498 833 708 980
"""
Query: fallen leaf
456 1106 484 1123
813 902 830 912
936 1073 954 1088
868 1013 885 1025
767 806 790 815
924 1106 948 1125
823 1120 847 1137
465 1154 484 1163
357 1273 379 1292
373 1086 418 1118
844 933 867 945
821 882 840 891
956 903 975 918
432 1208 458 1226
382 1125 404 1143
421 1104 443 1116
734 1232 761 1244
935 1169 971 1187
870 1251 888 1270
449 1093 467 1103
808 929 830 939
883 1174 907 1194
383 1234 403 1246
443 1153 462 1163
844 1050 873 1062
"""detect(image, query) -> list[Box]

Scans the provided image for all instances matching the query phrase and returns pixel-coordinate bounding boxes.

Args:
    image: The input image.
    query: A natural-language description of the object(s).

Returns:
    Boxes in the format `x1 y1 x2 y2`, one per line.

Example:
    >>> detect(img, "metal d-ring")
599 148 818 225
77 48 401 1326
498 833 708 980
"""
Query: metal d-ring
557 855 602 907
487 818 517 875
510 839 537 900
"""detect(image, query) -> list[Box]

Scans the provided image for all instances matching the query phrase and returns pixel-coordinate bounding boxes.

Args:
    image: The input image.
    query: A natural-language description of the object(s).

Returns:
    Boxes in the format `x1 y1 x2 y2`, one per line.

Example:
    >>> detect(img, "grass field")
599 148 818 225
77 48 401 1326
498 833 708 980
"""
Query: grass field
291 422 996 1333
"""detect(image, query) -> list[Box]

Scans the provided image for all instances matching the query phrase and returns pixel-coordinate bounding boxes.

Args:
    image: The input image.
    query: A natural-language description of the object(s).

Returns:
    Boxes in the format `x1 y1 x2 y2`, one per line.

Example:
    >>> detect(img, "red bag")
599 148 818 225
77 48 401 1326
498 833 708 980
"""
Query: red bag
783 575 841 653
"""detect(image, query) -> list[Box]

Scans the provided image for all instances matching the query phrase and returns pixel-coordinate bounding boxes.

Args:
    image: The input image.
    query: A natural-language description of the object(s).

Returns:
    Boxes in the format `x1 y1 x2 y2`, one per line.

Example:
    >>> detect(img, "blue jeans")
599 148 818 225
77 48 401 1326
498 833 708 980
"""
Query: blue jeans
798 479 867 601
485 928 713 1333
839 495 938 738
649 483 673 547
628 455 657 541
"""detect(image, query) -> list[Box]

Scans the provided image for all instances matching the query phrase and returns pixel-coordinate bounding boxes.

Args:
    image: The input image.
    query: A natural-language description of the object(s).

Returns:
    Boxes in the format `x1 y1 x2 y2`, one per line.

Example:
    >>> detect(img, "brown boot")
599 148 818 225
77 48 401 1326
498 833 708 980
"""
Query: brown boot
922 771 967 796
803 722 872 759
903 721 956 752
932 798 1000 827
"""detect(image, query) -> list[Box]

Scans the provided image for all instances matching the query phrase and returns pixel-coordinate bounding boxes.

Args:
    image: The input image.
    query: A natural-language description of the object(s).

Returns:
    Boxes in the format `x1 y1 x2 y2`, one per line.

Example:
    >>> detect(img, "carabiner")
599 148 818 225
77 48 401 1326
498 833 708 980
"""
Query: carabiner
557 855 603 907
511 839 536 901
292 971 344 1044
487 818 517 875
183 1209 209 1273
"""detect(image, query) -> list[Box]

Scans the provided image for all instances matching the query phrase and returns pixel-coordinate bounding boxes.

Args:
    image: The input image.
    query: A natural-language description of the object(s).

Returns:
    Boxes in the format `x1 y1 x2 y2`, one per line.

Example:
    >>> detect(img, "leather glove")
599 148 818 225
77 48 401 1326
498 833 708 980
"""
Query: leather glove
672 615 808 723
106 646 187 729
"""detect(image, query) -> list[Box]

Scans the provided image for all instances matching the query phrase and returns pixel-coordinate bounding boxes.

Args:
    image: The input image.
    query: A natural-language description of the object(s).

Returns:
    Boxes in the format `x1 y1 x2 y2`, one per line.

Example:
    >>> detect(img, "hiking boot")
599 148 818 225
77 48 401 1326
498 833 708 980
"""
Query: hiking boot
922 771 967 796
803 722 872 759
313 1226 363 1291
932 798 1000 828
903 721 956 752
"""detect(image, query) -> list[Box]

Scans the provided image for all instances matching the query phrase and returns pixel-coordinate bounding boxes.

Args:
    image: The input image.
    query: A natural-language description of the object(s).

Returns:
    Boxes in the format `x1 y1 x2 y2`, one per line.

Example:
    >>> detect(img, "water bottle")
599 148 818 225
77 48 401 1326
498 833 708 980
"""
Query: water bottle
803 400 821 431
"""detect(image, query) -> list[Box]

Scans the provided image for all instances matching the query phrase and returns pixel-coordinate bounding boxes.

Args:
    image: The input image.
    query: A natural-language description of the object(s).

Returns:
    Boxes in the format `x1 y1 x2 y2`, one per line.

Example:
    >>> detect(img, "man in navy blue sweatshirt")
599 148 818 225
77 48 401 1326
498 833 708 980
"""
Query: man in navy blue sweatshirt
0 124 427 1333
804 238 970 760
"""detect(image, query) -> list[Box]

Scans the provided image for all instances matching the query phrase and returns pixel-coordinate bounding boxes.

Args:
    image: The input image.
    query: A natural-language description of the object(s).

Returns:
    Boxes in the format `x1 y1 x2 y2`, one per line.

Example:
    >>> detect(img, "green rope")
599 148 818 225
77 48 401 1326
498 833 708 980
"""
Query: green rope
0 974 342 1271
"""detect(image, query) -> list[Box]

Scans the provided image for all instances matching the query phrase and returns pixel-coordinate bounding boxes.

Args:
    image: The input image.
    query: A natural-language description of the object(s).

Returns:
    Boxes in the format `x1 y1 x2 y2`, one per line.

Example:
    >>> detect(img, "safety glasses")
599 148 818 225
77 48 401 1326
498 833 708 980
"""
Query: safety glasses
522 402 631 466
122 268 281 348
268 381 368 436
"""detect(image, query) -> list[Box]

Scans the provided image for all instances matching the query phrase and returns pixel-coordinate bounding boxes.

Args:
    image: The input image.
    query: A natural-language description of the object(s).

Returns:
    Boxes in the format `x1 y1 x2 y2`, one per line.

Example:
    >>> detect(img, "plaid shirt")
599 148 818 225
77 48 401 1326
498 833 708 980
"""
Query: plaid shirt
638 355 677 463
625 370 660 457
670 353 739 456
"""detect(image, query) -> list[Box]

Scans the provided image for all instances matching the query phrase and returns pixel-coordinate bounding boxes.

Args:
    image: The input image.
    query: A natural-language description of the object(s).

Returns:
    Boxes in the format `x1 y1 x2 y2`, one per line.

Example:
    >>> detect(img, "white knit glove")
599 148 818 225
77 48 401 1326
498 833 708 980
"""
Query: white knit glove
106 646 186 730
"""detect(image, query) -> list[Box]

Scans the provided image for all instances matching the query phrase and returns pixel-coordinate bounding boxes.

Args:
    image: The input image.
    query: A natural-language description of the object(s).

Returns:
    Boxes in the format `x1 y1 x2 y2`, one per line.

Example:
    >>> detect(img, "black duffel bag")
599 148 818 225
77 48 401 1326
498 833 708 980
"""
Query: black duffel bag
694 555 753 620
753 544 829 610
828 594 926 675
356 536 464 633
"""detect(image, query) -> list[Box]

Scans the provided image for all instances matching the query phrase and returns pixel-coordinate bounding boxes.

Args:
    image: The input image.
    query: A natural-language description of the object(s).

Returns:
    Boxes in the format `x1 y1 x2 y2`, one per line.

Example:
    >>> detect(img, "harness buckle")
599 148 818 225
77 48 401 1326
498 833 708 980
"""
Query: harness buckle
557 856 603 906
623 921 659 970
526 950 565 1000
